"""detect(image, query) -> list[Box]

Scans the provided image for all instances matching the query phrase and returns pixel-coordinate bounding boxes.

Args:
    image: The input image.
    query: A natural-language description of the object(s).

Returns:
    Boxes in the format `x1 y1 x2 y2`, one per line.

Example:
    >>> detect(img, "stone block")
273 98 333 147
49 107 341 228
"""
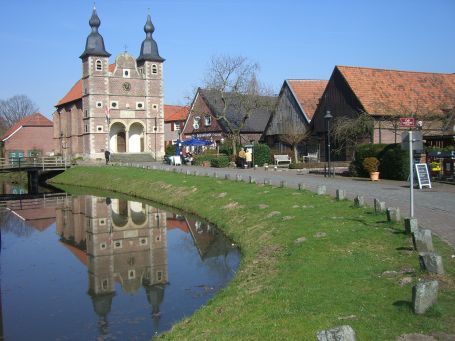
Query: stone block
412 280 438 314
193 171 198 176
419 252 444 274
316 325 356 341
186 170 191 175
317 185 326 195
374 198 386 213
280 180 287 188
224 174 230 180
298 183 305 190
236 174 242 181
213 172 218 178
249 176 256 184
354 195 364 207
386 207 400 222
336 189 346 200
264 178 271 185
412 229 434 252
404 218 419 234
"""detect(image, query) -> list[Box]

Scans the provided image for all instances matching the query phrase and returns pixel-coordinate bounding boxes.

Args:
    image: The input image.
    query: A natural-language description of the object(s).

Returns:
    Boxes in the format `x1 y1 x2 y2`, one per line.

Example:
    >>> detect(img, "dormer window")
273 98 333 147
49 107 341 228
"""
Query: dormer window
204 115 212 126
152 64 157 74
123 69 130 78
96 60 102 71
193 116 200 129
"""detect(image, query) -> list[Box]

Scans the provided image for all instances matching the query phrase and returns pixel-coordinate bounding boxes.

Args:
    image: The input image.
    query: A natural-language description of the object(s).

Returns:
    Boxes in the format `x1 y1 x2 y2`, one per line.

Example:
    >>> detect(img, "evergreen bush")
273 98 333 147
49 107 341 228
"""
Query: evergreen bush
210 155 230 168
379 144 409 180
165 144 176 156
289 162 305 169
351 143 387 177
253 143 271 166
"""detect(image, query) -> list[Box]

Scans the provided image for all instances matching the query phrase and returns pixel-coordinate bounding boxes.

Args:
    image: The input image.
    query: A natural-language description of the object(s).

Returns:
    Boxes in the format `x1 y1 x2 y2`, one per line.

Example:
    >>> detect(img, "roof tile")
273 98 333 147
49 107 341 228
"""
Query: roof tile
287 80 328 120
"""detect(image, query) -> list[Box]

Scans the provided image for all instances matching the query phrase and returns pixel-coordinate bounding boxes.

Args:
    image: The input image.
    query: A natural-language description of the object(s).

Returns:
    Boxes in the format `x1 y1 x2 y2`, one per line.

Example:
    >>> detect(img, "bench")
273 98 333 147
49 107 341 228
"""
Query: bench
274 154 291 167
303 151 319 163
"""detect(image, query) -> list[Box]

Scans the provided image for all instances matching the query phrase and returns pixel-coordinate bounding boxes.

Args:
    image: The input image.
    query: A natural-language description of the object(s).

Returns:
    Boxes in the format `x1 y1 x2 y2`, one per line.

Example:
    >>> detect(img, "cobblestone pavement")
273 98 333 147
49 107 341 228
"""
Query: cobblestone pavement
101 160 455 248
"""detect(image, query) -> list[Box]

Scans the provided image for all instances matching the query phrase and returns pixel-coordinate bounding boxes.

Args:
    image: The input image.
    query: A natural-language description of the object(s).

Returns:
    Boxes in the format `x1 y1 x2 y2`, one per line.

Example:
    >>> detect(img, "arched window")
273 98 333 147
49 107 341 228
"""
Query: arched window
152 64 158 74
193 116 200 129
96 60 102 71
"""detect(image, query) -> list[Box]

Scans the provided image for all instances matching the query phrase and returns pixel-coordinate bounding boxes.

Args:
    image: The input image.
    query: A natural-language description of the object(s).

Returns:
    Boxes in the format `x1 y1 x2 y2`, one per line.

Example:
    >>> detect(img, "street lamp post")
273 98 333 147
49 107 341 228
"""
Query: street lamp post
324 110 333 177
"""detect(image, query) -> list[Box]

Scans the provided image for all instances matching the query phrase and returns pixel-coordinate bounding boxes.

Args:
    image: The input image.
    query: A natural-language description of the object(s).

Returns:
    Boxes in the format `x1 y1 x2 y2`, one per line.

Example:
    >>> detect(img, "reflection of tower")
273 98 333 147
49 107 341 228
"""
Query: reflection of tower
143 208 168 321
86 196 115 336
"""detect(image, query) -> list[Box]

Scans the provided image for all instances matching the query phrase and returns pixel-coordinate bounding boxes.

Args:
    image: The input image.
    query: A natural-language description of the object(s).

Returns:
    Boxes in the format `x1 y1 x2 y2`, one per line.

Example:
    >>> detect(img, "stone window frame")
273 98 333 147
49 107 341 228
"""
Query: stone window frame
204 115 212 126
114 240 123 249
174 122 181 131
96 101 103 108
99 218 106 225
100 243 107 250
96 59 102 71
152 103 158 110
84 109 88 118
96 125 103 132
123 69 130 78
140 237 148 245
152 64 158 74
136 102 144 110
85 124 89 133
110 101 119 109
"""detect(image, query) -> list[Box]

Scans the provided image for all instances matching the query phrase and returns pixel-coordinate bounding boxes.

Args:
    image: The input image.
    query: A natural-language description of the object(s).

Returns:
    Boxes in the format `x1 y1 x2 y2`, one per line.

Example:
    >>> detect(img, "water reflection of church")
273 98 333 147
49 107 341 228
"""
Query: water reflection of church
55 196 169 327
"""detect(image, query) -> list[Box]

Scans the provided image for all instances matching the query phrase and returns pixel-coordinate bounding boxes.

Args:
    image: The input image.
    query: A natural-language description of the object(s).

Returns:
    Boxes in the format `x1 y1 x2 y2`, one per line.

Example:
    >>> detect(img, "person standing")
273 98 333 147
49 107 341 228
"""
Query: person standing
104 150 111 165
245 149 252 168
238 149 246 168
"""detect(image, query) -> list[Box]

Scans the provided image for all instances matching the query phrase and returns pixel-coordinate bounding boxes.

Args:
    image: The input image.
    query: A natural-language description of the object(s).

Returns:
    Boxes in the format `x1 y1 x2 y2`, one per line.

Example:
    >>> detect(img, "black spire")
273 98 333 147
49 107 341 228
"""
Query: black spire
137 14 165 63
80 7 111 59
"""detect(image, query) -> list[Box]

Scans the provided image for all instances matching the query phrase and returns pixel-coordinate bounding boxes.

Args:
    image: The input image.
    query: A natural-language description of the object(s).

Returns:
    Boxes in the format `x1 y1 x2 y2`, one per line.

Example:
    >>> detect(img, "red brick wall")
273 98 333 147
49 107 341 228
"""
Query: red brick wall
4 125 54 156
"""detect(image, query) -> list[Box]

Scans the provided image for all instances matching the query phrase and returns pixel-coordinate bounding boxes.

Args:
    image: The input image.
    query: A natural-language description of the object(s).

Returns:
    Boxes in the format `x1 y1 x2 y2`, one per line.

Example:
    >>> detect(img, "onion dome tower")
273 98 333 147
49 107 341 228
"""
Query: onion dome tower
80 6 111 59
137 14 164 62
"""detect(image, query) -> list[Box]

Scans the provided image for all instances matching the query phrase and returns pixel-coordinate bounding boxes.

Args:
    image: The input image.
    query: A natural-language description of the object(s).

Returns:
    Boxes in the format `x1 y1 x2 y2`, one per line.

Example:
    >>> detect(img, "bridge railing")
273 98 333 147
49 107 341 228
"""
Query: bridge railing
0 156 69 170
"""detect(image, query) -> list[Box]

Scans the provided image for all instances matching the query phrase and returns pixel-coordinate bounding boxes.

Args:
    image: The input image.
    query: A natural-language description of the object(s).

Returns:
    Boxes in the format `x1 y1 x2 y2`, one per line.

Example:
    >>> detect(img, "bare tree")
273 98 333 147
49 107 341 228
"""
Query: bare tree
0 95 39 132
332 112 374 159
280 117 311 163
202 55 275 156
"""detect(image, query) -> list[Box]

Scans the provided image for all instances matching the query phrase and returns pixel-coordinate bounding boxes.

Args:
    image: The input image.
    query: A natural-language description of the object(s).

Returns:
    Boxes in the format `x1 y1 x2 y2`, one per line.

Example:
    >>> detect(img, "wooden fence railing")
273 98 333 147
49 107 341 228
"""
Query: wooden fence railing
0 156 69 170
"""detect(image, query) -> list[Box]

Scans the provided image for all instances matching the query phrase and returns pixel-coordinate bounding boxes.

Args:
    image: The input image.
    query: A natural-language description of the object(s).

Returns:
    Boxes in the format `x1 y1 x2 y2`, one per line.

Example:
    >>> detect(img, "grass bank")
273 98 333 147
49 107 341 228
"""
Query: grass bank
51 166 455 340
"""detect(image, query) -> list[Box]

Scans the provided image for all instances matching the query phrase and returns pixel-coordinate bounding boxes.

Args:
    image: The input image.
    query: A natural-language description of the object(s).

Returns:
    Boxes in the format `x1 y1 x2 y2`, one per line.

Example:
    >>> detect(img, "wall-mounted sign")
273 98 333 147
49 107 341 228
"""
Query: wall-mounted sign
400 117 416 128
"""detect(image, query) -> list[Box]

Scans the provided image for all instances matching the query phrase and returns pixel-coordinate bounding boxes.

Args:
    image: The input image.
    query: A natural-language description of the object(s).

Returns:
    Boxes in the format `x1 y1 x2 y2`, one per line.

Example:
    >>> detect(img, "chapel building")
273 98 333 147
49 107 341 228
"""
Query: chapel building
53 7 165 160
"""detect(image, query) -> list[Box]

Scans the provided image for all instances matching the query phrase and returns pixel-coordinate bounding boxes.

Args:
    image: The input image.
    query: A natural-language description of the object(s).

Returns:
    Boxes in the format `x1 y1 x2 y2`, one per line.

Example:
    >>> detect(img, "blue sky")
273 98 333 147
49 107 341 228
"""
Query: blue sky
0 0 454 118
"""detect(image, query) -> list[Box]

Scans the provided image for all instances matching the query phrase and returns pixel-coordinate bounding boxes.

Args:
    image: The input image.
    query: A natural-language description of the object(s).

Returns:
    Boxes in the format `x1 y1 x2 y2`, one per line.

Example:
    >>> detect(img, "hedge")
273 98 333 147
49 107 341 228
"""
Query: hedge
253 143 271 166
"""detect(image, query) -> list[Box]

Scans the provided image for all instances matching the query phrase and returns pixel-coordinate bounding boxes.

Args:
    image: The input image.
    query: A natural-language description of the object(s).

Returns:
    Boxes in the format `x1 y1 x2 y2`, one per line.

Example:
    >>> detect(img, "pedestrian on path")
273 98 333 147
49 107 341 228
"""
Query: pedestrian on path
105 150 111 165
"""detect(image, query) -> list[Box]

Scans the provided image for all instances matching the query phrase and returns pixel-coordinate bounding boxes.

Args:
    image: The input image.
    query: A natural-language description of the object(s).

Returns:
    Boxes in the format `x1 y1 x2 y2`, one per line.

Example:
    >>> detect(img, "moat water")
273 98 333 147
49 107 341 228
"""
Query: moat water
0 193 240 340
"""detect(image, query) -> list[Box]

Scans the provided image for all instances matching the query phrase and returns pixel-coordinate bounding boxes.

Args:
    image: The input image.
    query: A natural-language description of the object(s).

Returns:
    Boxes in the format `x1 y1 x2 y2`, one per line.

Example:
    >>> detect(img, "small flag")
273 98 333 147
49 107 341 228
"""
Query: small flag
104 106 110 124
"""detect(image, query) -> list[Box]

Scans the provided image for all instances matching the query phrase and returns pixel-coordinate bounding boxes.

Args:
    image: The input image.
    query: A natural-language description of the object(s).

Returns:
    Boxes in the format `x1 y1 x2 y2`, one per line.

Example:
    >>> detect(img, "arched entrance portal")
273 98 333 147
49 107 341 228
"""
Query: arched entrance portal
128 122 145 153
109 122 126 153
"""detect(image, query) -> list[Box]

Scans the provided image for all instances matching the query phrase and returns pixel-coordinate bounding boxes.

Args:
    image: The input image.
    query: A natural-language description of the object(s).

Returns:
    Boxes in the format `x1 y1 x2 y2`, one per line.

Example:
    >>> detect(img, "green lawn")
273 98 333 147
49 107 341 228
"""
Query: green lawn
51 166 455 340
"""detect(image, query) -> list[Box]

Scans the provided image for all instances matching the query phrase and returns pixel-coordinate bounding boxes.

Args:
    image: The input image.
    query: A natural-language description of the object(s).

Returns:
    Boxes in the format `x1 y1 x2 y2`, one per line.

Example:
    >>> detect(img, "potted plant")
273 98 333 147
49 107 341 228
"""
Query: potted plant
362 157 380 181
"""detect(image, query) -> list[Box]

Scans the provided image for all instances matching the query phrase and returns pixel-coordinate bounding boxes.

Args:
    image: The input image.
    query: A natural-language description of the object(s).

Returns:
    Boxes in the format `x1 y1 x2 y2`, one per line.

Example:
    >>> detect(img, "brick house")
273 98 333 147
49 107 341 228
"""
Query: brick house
53 8 165 160
182 88 275 146
311 66 455 160
264 79 327 158
1 112 54 159
164 105 189 146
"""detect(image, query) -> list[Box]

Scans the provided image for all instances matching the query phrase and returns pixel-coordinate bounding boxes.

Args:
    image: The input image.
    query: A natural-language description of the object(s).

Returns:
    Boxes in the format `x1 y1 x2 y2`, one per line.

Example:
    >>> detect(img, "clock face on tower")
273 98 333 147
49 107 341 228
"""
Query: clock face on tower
122 82 131 91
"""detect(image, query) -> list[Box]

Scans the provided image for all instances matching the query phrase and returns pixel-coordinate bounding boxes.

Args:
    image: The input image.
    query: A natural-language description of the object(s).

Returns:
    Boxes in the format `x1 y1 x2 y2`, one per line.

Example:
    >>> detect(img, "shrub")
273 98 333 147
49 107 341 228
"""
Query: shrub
362 157 380 173
253 143 271 166
165 144 176 156
210 155 230 168
289 162 305 169
379 144 409 180
351 143 387 177
192 154 214 166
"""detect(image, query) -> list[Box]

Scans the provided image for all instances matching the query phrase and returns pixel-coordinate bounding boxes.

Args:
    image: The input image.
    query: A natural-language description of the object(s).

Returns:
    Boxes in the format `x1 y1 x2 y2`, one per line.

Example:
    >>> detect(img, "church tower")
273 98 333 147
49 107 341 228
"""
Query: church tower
80 6 111 159
137 14 165 160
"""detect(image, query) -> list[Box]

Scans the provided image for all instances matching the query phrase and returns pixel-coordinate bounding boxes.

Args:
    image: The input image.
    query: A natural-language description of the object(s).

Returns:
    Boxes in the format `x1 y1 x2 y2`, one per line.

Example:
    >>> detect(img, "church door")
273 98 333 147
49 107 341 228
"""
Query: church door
117 132 126 152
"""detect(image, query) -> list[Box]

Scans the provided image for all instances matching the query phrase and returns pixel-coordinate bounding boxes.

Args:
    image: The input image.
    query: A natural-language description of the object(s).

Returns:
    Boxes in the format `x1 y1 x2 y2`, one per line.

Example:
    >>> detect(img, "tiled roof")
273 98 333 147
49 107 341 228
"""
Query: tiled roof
200 89 276 133
337 65 455 116
56 64 116 107
287 80 328 120
1 112 52 141
164 105 189 122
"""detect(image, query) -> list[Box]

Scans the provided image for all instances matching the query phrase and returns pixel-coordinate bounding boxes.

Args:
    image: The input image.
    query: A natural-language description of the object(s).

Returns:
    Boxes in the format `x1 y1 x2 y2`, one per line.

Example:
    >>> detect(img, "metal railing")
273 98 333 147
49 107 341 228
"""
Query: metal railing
0 156 69 170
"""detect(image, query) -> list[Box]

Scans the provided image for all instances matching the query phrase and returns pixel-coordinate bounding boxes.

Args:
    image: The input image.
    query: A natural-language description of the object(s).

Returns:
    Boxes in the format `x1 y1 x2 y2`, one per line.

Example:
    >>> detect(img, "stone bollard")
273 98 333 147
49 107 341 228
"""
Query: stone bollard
152 165 157 170
225 174 230 180
186 170 191 175
280 180 287 188
412 280 438 314
419 252 444 275
354 195 364 207
374 198 386 213
386 207 400 222
412 228 434 252
193 170 198 176
264 178 271 185
298 183 305 191
249 176 256 184
317 185 326 195
316 325 356 341
336 189 346 201
172 168 177 173
213 172 218 178
404 218 419 234
264 165 269 171
236 174 242 182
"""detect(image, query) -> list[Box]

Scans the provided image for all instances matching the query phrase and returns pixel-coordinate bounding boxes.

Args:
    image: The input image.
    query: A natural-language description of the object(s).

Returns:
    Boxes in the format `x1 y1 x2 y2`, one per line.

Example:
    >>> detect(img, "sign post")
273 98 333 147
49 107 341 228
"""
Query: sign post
400 118 416 218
